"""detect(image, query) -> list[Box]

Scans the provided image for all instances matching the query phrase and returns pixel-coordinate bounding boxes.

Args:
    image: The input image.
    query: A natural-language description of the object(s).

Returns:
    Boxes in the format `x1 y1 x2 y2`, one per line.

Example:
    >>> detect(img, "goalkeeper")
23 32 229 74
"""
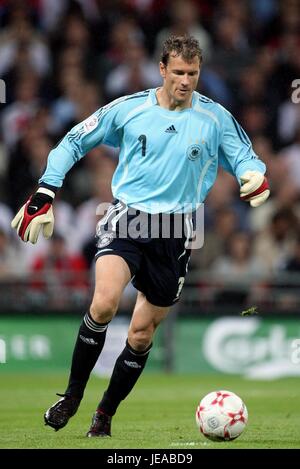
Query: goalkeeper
11 35 270 438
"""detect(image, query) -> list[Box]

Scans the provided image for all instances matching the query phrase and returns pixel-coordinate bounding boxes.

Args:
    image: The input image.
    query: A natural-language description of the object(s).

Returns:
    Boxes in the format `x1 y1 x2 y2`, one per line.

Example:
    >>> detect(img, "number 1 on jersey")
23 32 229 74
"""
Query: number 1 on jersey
138 134 147 157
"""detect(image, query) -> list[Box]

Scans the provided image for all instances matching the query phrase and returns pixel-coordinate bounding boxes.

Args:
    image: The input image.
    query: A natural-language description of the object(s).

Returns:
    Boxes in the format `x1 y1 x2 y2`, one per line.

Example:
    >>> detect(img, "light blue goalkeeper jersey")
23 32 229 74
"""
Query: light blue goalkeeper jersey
39 88 266 213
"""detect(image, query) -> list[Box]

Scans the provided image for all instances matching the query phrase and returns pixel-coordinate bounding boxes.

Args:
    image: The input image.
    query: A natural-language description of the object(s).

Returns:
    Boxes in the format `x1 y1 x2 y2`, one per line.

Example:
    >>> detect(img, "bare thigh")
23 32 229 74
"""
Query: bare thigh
90 255 132 322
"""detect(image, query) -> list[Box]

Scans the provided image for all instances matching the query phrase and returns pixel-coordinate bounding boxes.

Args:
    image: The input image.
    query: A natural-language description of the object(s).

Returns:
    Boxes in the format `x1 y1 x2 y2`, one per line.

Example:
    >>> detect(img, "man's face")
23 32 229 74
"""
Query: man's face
160 53 200 104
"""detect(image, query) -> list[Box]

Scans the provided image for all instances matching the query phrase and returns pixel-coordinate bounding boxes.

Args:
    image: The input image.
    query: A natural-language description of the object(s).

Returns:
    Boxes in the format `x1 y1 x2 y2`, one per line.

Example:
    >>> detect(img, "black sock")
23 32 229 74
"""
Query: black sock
98 339 152 416
65 312 109 399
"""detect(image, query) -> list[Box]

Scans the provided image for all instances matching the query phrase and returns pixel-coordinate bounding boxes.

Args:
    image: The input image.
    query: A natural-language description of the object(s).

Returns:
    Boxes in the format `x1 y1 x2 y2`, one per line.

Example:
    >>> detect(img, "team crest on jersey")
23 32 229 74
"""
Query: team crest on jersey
83 115 98 134
98 233 114 248
187 144 202 161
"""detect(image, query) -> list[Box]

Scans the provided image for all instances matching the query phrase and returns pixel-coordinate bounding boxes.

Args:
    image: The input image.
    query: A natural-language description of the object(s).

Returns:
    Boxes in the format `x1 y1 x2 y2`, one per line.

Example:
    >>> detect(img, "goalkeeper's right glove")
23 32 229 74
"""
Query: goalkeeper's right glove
11 187 55 244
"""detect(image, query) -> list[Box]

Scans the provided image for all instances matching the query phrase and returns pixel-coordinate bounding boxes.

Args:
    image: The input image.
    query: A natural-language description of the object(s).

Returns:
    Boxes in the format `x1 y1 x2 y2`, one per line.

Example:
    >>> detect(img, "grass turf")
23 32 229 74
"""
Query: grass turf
0 372 299 449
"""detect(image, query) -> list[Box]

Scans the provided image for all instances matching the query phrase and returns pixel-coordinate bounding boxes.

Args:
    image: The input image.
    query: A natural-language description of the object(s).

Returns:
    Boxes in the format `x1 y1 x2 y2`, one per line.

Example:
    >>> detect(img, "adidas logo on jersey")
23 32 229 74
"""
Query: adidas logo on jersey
165 125 177 134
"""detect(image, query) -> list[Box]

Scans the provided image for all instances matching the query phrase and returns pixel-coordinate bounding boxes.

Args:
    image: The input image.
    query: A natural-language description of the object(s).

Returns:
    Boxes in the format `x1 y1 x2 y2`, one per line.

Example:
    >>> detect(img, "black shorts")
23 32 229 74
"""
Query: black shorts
95 200 192 307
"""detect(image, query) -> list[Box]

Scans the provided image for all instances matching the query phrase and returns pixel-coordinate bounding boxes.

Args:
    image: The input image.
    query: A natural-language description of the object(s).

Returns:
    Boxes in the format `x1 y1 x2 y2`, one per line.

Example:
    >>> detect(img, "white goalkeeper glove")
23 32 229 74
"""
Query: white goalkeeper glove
240 171 270 207
11 187 55 244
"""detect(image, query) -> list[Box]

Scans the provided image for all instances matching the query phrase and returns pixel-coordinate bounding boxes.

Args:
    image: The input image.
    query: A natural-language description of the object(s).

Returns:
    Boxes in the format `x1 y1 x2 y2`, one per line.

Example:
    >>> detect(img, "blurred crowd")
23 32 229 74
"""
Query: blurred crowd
0 0 300 312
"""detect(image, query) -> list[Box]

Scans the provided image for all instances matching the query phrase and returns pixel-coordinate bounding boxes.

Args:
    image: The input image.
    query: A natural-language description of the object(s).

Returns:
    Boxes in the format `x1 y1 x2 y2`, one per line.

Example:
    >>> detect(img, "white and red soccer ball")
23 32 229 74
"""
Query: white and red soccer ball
195 390 248 441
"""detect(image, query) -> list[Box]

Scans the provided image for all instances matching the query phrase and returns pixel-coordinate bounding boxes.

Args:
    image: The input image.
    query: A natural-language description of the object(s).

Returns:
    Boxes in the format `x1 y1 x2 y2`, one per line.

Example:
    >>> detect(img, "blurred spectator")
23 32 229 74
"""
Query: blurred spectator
204 167 250 233
239 104 269 138
209 15 252 87
105 39 161 99
0 228 26 279
52 10 92 51
211 231 268 280
1 73 40 149
210 231 269 308
30 232 88 308
278 99 300 145
192 207 240 271
39 0 69 33
155 0 212 61
7 130 53 211
205 169 238 210
95 17 145 88
76 81 102 122
250 0 278 30
74 149 117 259
0 202 13 235
282 235 300 272
253 208 299 274
51 74 102 136
248 135 288 232
51 49 86 133
31 232 87 279
269 30 300 118
198 67 233 108
275 232 300 312
0 5 51 79
278 126 300 194
0 141 8 188
237 66 267 108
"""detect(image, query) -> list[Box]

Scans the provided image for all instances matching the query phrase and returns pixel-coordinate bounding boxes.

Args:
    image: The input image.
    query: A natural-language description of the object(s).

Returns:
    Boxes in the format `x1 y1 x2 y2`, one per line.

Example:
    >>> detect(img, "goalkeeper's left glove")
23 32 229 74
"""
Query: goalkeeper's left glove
240 170 270 207
11 187 55 243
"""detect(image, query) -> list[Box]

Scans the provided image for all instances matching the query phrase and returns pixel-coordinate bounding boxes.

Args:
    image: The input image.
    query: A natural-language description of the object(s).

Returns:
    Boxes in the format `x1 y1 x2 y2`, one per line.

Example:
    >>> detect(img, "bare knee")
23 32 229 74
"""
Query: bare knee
128 325 154 352
90 291 119 323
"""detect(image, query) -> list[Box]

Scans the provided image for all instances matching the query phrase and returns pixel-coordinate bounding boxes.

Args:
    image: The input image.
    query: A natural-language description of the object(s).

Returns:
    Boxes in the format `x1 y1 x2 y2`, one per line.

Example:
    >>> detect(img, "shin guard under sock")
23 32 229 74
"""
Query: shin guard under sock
65 312 109 398
98 339 152 416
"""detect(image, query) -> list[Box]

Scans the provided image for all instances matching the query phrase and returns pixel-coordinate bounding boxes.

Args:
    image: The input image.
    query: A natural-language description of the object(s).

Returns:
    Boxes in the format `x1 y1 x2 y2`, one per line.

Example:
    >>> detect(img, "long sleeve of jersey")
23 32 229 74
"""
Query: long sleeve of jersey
39 99 122 188
217 104 266 182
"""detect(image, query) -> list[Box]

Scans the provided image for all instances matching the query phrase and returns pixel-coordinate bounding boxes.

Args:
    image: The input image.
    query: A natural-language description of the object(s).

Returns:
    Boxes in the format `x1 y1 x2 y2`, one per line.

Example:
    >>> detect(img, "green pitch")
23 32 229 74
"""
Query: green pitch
0 372 299 449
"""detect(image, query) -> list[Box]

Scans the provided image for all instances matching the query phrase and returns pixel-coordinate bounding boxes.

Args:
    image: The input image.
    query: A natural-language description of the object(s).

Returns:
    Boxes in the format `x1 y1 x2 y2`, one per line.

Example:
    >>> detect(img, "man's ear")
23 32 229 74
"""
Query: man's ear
159 61 166 78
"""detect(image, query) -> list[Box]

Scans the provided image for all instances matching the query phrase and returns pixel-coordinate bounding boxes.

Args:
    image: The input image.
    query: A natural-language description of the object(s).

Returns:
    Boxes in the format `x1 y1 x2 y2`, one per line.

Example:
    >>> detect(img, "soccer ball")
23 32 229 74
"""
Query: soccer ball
195 390 248 441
